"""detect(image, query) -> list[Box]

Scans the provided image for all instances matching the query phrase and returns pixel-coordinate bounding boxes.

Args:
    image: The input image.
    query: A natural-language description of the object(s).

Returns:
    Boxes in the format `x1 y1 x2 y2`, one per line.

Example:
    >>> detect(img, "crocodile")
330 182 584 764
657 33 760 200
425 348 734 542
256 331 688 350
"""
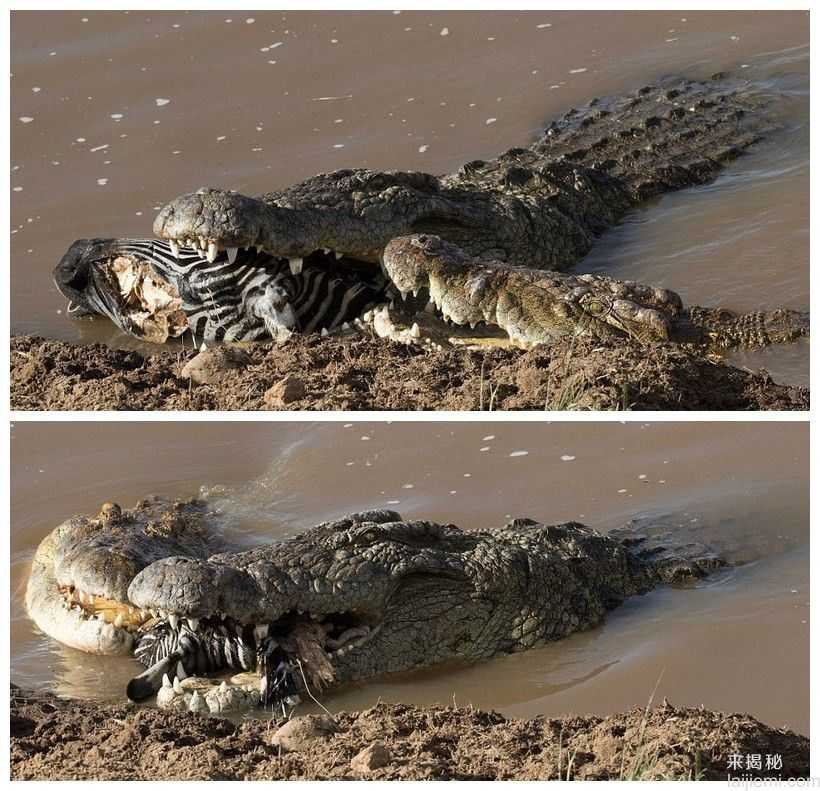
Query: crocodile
26 497 724 717
53 73 808 352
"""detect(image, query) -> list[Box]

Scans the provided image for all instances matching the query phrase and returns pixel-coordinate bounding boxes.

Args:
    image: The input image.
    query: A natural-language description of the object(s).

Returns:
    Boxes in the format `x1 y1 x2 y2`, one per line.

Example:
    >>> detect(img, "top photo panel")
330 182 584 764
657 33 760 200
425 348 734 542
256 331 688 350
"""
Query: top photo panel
10 10 809 412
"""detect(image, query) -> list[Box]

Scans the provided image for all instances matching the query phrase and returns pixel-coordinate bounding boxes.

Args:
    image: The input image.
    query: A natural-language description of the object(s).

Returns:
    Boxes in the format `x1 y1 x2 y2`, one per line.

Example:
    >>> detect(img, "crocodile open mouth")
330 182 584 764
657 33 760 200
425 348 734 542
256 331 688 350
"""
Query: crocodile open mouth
126 608 379 713
59 584 154 633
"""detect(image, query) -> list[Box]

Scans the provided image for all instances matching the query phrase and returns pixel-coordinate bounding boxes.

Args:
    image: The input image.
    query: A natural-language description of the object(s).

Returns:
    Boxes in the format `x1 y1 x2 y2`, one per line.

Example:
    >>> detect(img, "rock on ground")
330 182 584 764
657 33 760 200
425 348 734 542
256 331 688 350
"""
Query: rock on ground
10 685 808 780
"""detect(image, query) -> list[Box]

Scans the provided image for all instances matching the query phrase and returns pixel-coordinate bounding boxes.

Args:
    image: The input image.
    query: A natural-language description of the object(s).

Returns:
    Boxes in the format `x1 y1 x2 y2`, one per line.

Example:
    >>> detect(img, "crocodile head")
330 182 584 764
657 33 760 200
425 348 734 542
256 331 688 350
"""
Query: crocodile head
383 234 682 346
25 498 218 655
124 511 493 706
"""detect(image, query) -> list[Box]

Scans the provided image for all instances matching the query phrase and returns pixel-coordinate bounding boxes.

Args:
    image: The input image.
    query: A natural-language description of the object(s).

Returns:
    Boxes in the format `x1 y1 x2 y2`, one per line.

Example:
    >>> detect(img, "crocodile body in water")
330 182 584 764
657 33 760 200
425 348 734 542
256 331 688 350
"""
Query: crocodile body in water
27 497 724 717
54 74 808 352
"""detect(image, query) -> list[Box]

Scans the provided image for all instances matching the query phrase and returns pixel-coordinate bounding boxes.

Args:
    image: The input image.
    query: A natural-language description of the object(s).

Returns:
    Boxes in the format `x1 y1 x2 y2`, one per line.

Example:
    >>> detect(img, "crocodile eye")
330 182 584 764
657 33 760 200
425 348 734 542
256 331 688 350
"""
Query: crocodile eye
584 298 605 315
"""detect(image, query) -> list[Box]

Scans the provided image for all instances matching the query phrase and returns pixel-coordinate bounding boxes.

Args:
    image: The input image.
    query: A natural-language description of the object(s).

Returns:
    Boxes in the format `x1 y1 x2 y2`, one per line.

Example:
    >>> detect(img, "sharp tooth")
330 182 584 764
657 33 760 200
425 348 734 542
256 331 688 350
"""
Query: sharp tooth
187 618 199 632
162 674 172 689
176 661 188 680
199 238 207 251
169 614 179 630
342 322 350 330
412 289 419 298
159 609 168 620
227 247 238 264
254 624 269 642
219 681 228 692
173 677 183 693
322 248 330 255
321 327 329 337
206 242 218 263
185 239 195 249
169 240 180 258
410 322 421 338
113 613 124 628
289 257 303 275
334 251 342 260
79 591 88 604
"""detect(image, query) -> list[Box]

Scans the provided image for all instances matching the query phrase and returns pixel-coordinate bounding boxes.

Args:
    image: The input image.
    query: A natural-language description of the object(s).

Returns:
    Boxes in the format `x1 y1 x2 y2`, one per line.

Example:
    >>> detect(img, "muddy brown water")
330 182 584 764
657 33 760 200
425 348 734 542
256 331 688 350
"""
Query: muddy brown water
11 422 808 735
11 11 808 386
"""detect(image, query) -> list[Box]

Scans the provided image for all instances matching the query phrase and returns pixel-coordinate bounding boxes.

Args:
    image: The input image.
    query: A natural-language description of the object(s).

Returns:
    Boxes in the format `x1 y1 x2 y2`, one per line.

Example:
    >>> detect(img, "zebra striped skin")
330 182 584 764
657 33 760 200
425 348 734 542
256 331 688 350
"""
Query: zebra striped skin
135 620 256 676
115 240 385 342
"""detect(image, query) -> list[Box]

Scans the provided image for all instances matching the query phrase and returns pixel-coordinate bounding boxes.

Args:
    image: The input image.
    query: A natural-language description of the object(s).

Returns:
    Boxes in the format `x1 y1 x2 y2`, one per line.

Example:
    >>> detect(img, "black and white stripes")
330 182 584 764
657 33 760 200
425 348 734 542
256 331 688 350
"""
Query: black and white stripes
114 239 385 343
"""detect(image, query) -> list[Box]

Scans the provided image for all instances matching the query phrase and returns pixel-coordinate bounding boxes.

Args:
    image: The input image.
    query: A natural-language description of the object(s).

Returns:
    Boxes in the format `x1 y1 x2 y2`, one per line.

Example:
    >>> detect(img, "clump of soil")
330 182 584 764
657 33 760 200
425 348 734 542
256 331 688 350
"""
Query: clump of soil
10 333 807 411
10 685 808 780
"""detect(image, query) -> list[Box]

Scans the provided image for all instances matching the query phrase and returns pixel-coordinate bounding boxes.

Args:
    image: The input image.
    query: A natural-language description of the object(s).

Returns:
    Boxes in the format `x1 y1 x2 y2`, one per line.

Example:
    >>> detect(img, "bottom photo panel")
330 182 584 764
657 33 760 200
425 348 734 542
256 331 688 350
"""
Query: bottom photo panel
10 421 808 781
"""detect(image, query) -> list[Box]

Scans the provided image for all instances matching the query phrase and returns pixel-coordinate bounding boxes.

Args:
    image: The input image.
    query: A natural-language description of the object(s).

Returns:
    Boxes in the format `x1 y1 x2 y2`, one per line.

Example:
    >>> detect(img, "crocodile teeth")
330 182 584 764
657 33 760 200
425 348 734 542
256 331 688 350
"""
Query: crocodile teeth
168 613 179 630
289 257 303 275
176 661 188 680
113 613 124 628
173 677 183 693
206 242 218 263
254 624 269 642
321 327 329 337
169 240 180 258
334 251 342 260
219 681 228 692
226 247 238 265
187 618 199 632
185 239 195 250
412 289 419 298
410 322 421 338
198 238 208 251
162 674 172 689
322 248 330 255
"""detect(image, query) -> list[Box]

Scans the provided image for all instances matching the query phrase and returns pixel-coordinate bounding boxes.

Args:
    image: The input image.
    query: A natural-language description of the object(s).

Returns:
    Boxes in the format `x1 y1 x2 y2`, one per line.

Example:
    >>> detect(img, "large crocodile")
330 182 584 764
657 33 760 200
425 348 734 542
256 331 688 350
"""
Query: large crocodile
27 497 723 717
53 74 808 352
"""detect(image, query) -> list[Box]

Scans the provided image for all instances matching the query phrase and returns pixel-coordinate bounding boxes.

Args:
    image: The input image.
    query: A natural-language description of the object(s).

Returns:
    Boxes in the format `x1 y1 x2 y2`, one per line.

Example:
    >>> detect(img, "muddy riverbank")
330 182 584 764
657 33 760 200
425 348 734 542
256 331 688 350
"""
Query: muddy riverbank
10 686 809 780
10 334 808 411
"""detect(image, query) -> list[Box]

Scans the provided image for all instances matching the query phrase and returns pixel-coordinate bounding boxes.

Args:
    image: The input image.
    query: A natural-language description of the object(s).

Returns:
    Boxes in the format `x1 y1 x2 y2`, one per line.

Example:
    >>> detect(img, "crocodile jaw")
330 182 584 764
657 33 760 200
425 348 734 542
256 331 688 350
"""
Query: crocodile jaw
25 528 140 655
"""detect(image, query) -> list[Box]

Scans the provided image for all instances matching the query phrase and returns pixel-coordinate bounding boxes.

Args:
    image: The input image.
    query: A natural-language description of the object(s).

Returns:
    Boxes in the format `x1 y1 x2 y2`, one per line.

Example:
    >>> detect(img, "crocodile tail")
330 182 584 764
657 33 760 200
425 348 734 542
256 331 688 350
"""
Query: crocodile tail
531 73 774 204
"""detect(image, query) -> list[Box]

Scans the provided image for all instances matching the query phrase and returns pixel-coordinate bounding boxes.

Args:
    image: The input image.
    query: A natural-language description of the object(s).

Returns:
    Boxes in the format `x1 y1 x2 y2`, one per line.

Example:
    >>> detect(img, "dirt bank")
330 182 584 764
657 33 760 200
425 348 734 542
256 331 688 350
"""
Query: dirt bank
10 334 808 411
10 685 808 780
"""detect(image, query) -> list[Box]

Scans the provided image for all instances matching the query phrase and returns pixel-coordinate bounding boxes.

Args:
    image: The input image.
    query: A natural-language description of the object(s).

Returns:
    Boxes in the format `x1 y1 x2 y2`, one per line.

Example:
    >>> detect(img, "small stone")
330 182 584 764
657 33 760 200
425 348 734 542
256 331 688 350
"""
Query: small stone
264 375 306 407
268 715 340 753
180 346 251 385
350 741 391 774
